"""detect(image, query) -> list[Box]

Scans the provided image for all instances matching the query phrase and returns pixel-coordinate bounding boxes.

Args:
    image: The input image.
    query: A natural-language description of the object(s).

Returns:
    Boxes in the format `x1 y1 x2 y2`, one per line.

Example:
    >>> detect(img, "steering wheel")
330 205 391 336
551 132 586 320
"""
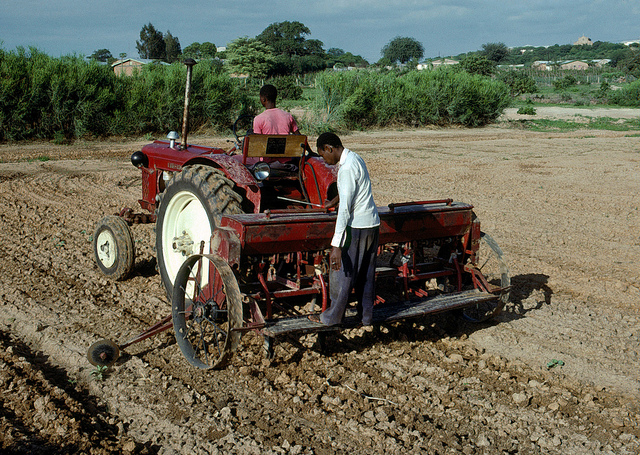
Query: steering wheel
233 114 254 143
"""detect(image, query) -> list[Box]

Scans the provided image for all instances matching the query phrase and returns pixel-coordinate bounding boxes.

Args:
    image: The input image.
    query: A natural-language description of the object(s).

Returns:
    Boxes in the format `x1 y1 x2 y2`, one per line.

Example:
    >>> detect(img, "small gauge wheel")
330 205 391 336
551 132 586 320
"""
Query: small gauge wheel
87 339 120 367
93 215 135 280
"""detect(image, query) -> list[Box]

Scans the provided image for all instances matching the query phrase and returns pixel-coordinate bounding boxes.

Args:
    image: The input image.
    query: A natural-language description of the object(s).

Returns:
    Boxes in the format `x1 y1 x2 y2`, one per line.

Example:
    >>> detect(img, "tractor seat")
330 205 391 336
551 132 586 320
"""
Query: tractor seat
242 134 308 165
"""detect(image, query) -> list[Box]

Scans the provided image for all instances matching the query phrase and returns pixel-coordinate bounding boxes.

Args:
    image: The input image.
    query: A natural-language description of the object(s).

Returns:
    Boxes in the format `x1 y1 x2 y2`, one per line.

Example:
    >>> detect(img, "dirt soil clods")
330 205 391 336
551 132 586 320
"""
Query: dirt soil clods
0 111 639 454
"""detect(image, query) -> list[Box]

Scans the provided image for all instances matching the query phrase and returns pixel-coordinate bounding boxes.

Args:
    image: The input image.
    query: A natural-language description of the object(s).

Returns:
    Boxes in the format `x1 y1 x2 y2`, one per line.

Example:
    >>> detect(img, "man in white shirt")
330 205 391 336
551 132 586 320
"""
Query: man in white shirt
309 132 380 326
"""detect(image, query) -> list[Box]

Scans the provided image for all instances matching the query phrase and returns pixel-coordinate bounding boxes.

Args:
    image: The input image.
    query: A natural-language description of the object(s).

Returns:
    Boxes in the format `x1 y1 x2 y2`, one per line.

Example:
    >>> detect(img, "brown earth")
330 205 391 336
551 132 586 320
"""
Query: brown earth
0 110 639 454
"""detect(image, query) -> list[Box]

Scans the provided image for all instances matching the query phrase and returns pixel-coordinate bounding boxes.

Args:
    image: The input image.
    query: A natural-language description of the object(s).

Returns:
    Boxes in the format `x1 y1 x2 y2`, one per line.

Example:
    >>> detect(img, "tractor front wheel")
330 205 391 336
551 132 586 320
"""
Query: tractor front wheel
93 215 135 280
156 165 244 297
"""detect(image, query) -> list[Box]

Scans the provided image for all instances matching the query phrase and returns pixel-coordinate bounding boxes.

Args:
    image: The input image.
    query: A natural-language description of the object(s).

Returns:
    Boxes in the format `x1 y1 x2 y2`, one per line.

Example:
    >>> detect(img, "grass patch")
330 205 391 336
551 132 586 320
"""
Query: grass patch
27 155 51 163
517 106 536 115
513 81 638 109
520 117 640 132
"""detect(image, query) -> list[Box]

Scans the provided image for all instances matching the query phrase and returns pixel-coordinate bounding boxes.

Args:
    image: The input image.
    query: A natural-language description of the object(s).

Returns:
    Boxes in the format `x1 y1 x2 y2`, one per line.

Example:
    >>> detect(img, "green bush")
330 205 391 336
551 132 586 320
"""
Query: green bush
267 75 303 100
313 67 511 128
0 48 121 140
460 55 495 77
597 81 611 99
609 80 640 106
0 47 249 141
553 75 578 91
1 47 513 141
517 106 536 115
499 70 537 96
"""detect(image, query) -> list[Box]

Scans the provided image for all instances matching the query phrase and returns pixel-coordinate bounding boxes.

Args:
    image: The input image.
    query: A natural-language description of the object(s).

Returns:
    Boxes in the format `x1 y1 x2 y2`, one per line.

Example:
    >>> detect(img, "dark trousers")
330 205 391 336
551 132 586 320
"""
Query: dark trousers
320 226 379 326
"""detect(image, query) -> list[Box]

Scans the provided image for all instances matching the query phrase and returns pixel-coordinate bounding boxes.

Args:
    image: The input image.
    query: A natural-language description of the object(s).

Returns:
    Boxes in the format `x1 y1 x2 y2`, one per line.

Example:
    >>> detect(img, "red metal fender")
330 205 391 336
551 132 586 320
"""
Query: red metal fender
211 226 242 268
183 154 261 214
301 157 338 206
137 140 261 214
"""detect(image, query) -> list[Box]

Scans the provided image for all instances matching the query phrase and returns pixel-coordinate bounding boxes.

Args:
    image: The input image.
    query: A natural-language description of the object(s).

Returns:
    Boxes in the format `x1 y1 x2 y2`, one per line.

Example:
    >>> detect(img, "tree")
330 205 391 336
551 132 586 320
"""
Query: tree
226 37 276 79
136 23 166 60
183 41 217 59
619 51 640 78
304 39 325 56
256 21 331 76
499 70 537 96
89 49 113 62
460 54 495 76
482 42 509 64
164 31 182 63
200 42 217 59
182 42 201 58
329 50 368 68
381 36 424 64
377 57 394 68
257 21 311 56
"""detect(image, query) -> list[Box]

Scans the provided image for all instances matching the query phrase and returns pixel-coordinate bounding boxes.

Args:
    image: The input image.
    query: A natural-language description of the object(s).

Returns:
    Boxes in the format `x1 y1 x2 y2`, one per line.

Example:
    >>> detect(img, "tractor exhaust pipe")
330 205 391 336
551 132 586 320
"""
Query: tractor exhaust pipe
181 58 197 150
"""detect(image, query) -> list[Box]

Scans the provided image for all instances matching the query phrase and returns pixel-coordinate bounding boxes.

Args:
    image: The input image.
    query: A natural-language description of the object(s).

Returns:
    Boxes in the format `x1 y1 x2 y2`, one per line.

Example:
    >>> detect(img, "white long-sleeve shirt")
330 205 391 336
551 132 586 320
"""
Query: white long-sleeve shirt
331 148 380 247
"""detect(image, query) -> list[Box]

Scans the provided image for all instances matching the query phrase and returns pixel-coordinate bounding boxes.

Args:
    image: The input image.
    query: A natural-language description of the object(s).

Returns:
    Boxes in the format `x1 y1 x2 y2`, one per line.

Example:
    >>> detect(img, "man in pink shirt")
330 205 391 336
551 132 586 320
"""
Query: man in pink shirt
253 84 299 135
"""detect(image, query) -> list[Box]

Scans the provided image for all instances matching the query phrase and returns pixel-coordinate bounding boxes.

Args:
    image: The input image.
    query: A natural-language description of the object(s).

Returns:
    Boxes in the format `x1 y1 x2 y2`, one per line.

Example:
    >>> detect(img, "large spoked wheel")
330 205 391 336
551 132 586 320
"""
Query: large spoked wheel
462 232 510 322
156 165 244 297
93 215 135 280
172 253 243 369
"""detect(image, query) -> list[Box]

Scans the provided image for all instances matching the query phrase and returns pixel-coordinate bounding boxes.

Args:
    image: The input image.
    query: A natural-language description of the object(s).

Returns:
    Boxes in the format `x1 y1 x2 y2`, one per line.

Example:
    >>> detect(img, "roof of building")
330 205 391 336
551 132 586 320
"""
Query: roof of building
111 58 169 67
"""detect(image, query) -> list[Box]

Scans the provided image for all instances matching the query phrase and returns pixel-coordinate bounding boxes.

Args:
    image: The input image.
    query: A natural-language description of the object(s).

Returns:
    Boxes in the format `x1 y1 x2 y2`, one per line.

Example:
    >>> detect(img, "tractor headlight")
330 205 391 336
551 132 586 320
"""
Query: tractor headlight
253 162 271 181
131 151 148 168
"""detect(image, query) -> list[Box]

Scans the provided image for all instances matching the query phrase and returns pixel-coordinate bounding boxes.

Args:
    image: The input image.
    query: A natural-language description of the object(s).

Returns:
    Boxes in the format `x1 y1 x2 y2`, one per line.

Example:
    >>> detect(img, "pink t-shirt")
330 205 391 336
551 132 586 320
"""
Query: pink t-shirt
253 108 299 134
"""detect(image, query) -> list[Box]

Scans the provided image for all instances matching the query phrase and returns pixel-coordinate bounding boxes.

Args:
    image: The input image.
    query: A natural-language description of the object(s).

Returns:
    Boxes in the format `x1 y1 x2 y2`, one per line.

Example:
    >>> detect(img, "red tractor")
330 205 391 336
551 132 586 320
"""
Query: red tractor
90 63 510 369
94 121 336 296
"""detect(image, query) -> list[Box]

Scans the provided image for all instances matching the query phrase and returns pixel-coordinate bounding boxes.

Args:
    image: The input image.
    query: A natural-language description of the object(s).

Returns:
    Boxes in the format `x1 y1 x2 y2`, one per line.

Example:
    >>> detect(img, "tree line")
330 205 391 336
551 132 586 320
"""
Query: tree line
91 21 640 80
4 43 640 143
90 21 425 77
454 41 640 77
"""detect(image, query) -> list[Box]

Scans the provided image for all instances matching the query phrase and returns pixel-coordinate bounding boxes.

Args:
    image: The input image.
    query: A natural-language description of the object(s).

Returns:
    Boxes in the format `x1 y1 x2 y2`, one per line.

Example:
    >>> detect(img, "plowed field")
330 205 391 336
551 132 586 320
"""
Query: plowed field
1 112 639 454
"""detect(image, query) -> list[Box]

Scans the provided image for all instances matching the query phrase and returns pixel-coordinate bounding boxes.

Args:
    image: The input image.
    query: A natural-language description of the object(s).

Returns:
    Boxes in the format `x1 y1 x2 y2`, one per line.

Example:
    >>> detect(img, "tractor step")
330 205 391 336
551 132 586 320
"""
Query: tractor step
263 289 496 337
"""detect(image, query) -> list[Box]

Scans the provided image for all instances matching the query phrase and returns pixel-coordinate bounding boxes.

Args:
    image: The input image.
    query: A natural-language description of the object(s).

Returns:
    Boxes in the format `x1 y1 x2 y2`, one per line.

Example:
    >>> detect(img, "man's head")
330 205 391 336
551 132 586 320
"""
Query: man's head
316 132 343 165
259 84 278 107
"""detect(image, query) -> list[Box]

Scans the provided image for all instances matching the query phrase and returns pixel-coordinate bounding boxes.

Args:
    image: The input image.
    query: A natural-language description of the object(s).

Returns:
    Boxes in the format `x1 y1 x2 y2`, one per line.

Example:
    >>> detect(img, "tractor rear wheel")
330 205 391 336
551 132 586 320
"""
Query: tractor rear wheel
462 232 510 322
93 215 135 280
156 165 244 297
172 253 243 369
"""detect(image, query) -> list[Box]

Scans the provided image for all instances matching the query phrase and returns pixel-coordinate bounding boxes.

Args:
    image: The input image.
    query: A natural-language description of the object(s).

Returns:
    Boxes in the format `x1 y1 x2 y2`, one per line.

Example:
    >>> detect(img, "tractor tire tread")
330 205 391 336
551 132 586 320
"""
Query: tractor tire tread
155 164 245 296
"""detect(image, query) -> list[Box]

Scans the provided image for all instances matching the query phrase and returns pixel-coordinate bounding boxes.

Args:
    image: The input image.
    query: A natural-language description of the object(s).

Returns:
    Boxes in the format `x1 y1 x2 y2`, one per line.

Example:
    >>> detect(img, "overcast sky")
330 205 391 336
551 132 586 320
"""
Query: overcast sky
2 1 639 62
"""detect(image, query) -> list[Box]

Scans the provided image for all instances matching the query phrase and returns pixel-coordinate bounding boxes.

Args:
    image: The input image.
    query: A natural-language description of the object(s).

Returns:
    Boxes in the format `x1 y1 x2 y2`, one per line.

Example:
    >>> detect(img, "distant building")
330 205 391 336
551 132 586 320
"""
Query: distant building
111 58 169 76
560 60 589 70
418 58 459 70
332 64 356 71
532 60 553 71
574 35 593 46
592 59 611 68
